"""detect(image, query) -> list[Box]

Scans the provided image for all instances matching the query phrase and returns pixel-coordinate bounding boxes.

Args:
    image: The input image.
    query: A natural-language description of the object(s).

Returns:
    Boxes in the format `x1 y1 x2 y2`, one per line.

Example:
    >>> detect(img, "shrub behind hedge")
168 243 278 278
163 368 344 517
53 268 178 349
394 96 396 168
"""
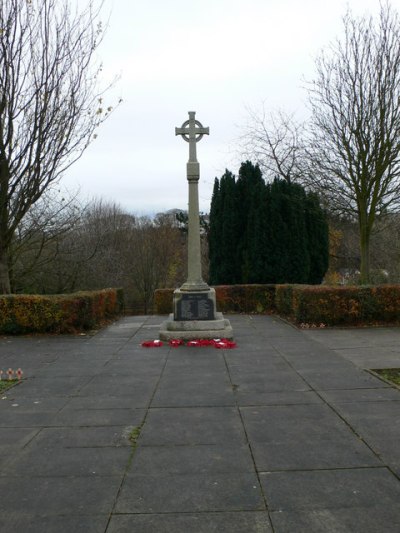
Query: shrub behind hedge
0 288 124 334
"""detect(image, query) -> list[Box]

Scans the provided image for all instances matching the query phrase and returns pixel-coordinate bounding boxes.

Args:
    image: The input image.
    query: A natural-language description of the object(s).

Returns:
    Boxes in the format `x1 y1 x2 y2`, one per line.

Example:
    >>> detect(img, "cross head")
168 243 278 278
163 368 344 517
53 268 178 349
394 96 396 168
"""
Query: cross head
175 111 209 162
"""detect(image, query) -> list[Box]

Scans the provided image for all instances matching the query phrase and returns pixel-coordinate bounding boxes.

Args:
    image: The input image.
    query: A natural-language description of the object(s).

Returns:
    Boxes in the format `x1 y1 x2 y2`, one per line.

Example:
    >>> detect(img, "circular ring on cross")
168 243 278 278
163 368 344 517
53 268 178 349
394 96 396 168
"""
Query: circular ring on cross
179 119 206 142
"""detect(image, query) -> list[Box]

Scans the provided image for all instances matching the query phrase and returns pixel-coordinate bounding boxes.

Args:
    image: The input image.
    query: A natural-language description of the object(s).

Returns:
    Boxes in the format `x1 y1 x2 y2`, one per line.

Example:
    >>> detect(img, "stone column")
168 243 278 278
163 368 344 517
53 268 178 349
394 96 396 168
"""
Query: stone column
182 159 208 291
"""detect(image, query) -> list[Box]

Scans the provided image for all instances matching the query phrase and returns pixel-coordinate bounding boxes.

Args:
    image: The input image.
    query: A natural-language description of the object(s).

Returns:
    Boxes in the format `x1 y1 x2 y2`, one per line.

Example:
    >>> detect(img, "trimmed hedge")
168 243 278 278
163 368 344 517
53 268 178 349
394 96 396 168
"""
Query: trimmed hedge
284 285 400 326
154 288 175 315
215 285 275 313
0 288 124 334
154 284 400 326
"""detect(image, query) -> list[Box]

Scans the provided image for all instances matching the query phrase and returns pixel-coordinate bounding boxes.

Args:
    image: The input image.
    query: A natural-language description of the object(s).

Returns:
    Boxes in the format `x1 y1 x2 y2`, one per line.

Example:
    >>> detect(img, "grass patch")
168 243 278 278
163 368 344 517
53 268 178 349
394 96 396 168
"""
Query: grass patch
372 368 400 387
0 379 19 393
124 424 144 470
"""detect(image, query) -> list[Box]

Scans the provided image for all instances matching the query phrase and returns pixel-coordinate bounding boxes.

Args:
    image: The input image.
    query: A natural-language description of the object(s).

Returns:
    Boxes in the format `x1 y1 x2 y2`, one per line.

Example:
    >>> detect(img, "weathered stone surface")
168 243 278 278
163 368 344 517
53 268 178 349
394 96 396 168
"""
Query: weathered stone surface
160 309 233 339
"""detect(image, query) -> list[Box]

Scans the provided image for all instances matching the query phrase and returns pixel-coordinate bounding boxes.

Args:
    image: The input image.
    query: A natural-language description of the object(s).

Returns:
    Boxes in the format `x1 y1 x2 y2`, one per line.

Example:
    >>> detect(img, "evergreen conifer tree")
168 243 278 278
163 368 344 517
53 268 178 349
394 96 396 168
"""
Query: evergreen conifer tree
208 178 222 284
209 170 239 284
235 161 264 282
286 183 310 283
219 171 238 283
266 179 290 282
208 163 329 285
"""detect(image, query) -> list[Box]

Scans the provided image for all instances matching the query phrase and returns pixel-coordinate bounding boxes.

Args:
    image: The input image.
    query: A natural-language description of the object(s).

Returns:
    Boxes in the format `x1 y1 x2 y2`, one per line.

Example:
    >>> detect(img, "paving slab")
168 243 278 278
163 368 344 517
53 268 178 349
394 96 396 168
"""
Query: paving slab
0 395 68 412
229 370 310 393
250 437 380 471
53 406 146 427
76 375 158 398
108 512 272 533
139 406 247 445
303 327 400 369
151 376 235 407
296 367 389 390
234 389 323 407
0 515 109 533
0 475 122 514
241 404 379 470
8 376 93 397
270 507 400 533
116 472 265 513
0 427 39 448
26 425 132 448
0 412 61 428
3 446 131 477
1 314 400 533
241 403 360 442
332 400 400 465
319 387 400 403
64 395 150 410
130 444 255 474
260 468 400 511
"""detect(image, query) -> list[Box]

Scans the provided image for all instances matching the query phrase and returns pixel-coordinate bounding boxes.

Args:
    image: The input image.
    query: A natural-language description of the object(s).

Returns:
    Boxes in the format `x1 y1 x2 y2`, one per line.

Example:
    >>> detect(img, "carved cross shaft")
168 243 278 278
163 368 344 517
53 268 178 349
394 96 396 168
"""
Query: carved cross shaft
175 111 209 163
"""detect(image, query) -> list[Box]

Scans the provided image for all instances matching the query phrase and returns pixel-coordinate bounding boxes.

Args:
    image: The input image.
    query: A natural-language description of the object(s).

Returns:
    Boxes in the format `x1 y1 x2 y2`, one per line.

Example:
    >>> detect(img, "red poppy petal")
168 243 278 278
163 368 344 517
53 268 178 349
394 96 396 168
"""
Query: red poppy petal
187 340 201 347
141 340 163 348
169 339 184 347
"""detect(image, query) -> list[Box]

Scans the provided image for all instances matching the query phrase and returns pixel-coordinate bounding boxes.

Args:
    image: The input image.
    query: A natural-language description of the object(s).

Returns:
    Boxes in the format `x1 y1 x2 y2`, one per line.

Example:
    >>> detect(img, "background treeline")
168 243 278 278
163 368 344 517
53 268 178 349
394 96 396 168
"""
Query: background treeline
8 178 400 314
9 194 198 313
209 161 329 285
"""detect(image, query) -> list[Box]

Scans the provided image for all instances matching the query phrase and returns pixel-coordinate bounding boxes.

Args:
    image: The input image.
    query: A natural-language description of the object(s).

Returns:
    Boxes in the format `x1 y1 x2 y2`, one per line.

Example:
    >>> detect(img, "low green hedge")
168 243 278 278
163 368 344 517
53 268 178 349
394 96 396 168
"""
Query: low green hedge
154 284 400 326
0 288 124 334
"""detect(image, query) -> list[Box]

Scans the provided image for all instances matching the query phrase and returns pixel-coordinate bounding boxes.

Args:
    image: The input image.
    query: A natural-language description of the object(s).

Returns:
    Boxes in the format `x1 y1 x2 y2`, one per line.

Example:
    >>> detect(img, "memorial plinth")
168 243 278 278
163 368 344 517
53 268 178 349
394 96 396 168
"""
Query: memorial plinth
159 111 233 341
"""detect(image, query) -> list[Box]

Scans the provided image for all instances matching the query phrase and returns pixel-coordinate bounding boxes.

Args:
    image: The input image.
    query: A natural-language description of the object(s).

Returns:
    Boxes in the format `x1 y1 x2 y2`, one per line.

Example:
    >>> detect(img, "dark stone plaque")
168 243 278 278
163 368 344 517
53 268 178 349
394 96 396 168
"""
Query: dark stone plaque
176 293 215 321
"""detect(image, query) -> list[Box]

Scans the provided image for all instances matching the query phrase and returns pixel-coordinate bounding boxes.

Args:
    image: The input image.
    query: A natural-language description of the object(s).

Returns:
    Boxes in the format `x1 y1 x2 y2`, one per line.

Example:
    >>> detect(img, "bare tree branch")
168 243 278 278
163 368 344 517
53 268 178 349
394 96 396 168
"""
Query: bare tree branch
237 104 306 184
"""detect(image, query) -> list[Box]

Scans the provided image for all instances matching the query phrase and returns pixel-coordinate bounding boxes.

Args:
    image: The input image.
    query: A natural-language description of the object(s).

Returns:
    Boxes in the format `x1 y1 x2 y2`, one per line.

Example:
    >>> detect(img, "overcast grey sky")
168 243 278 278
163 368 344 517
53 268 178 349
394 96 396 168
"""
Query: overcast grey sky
62 0 389 215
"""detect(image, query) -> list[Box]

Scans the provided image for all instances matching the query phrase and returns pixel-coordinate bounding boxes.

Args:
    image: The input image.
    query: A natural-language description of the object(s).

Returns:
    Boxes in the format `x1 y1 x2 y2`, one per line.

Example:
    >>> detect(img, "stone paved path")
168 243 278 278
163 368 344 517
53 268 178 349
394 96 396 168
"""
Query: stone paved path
1 315 400 532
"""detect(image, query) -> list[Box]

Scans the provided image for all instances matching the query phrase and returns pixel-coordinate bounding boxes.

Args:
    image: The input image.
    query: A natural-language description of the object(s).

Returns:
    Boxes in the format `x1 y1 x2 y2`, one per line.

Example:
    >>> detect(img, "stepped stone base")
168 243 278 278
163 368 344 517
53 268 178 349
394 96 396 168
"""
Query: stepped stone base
159 312 233 341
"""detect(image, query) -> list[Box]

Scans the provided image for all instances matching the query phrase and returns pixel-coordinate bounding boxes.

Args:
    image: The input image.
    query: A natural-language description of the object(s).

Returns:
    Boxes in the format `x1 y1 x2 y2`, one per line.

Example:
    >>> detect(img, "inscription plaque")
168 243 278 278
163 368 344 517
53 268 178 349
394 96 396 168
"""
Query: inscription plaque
176 293 214 321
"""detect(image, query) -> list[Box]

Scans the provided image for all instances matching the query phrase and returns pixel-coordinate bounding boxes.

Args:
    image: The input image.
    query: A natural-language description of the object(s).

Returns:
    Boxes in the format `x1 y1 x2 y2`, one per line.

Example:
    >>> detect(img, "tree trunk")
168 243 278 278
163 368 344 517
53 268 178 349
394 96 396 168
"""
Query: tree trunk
359 222 370 285
0 249 11 294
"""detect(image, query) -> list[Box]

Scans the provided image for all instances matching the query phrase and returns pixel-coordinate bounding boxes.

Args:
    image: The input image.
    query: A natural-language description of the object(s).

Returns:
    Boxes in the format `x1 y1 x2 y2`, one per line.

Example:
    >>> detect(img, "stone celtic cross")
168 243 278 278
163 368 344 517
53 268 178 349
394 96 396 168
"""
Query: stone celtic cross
175 111 209 177
158 111 233 340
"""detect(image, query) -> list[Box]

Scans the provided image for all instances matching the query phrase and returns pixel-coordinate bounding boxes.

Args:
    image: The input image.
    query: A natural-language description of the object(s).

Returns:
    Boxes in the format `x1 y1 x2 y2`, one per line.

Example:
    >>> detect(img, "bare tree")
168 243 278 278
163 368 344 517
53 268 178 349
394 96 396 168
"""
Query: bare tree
306 3 400 283
130 216 184 313
0 0 117 293
238 106 306 183
11 189 83 292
